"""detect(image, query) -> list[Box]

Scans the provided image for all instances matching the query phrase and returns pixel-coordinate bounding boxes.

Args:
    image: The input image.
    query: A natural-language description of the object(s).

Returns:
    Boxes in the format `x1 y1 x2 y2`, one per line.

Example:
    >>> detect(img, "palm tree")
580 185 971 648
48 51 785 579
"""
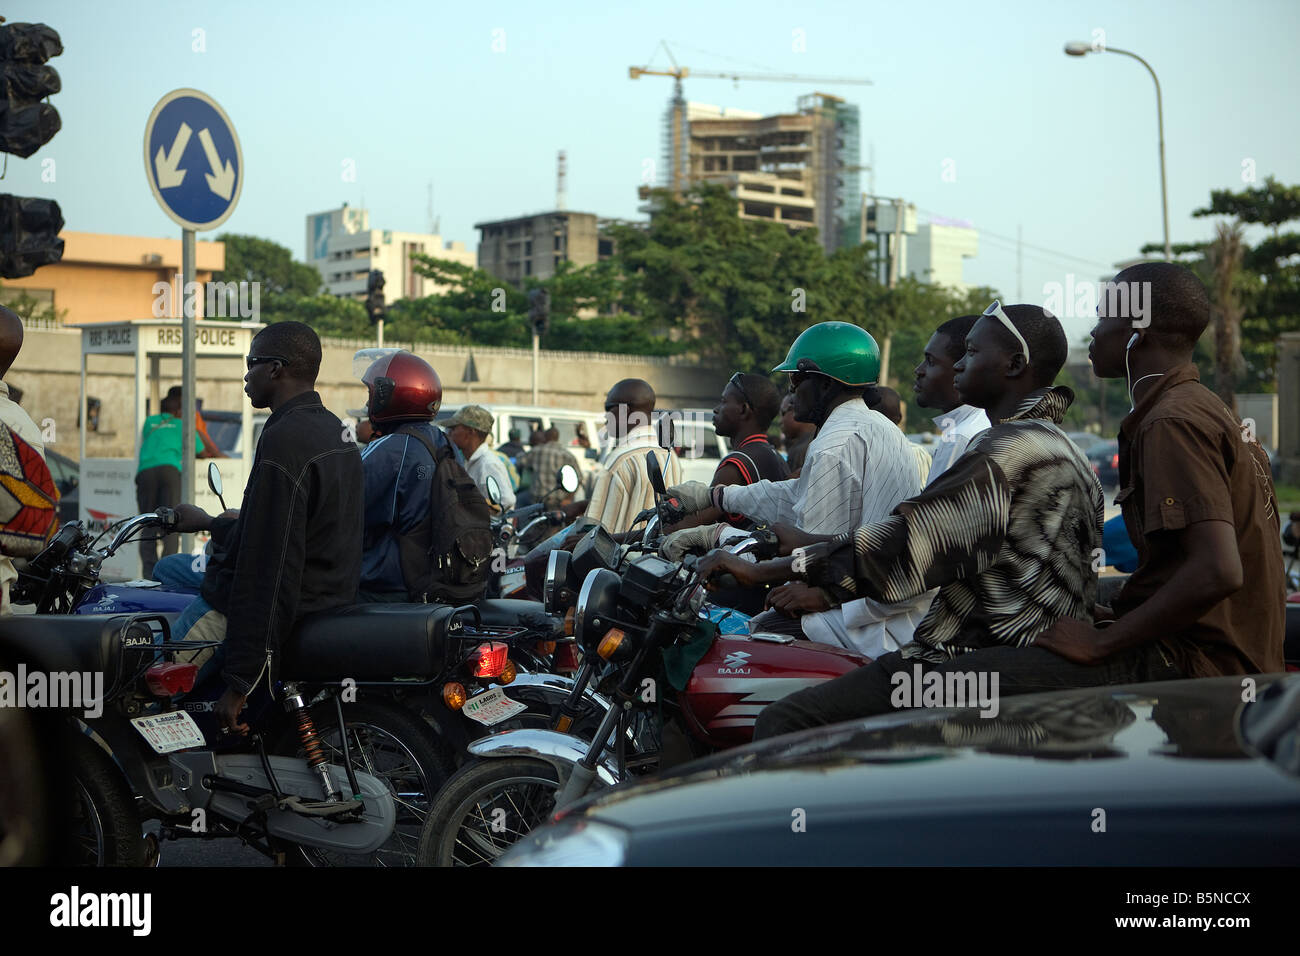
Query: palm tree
1204 220 1245 412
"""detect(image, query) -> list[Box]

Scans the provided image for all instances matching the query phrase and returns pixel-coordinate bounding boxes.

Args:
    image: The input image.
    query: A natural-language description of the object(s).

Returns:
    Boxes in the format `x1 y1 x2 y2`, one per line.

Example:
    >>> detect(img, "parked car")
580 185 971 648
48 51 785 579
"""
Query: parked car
500 674 1300 866
1065 431 1105 454
663 410 732 484
1087 439 1120 488
200 409 269 458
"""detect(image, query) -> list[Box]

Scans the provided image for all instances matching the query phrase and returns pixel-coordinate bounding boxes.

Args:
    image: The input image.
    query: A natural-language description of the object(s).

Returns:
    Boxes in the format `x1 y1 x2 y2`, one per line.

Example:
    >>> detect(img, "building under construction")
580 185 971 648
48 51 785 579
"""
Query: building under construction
650 92 862 254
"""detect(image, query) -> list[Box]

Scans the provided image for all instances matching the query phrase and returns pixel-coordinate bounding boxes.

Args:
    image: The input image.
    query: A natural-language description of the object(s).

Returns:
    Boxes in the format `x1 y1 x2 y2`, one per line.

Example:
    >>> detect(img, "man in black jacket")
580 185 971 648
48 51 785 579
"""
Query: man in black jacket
172 321 363 733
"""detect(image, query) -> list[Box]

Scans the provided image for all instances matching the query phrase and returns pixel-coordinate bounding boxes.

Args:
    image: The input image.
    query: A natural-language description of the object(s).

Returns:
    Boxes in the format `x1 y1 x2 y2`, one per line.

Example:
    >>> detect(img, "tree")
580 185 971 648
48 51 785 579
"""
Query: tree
213 234 322 297
1205 220 1246 409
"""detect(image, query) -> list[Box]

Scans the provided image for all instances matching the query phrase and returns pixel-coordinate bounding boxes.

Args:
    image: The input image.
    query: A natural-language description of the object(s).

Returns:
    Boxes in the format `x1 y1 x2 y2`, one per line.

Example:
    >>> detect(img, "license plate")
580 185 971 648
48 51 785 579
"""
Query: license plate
462 686 529 727
130 711 206 754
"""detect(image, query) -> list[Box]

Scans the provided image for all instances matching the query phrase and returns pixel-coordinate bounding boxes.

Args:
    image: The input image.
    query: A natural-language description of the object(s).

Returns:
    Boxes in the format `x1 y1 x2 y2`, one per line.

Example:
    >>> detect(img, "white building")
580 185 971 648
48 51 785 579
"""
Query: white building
305 204 477 302
904 220 979 292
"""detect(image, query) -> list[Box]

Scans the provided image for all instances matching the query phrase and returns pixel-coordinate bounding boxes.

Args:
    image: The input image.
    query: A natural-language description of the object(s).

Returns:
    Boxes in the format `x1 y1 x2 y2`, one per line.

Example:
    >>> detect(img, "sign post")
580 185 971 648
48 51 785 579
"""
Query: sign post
143 88 242 551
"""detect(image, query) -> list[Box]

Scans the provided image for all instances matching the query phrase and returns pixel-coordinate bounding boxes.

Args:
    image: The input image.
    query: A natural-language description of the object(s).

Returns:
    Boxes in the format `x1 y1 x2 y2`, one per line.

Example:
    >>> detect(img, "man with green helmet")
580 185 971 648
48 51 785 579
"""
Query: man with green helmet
665 321 931 656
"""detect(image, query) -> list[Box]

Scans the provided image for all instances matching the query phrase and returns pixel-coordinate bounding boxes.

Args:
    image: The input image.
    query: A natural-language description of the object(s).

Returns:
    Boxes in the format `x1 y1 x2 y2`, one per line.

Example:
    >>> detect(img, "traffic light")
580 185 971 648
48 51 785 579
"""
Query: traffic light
0 21 63 279
527 287 550 337
365 269 385 325
0 21 62 158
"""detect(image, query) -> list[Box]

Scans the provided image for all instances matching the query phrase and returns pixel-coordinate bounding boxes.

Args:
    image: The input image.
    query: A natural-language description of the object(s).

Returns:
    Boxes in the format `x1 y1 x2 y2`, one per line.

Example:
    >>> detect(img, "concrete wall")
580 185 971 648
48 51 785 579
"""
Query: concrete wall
8 326 727 460
1278 332 1300 485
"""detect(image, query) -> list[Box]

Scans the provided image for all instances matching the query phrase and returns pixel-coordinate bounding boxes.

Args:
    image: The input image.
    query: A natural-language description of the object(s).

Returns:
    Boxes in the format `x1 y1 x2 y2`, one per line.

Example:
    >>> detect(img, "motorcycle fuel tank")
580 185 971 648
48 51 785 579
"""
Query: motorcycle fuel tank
680 635 868 750
73 582 198 615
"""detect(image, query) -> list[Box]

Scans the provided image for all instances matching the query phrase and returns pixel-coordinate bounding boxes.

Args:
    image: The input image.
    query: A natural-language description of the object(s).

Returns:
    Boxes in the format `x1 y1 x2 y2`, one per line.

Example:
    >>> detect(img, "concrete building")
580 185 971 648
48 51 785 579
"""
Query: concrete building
306 204 476 302
904 221 979 291
474 210 614 287
652 93 862 254
0 231 225 324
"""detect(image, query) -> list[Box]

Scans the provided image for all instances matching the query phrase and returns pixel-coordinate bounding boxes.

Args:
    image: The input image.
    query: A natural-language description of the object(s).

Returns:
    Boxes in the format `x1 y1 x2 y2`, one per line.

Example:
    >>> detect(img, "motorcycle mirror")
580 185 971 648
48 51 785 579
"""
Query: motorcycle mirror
485 474 501 506
207 462 228 511
558 465 579 494
645 450 666 497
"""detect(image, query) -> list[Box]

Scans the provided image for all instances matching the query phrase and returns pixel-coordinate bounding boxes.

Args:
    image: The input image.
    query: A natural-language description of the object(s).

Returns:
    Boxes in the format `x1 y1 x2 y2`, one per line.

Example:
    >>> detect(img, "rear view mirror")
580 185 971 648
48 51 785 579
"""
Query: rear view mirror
207 461 228 511
645 450 666 496
484 474 501 506
558 465 579 494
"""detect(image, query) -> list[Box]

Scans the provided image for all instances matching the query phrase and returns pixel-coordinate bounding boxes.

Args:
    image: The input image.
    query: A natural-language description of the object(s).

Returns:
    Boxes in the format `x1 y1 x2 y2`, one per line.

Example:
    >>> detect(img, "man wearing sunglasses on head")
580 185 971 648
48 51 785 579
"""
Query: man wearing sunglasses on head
699 303 1108 738
169 321 364 735
665 322 929 654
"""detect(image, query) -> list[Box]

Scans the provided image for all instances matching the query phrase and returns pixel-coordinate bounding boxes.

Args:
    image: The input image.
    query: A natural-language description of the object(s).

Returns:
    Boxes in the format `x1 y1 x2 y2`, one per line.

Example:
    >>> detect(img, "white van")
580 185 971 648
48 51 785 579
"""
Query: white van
436 404 607 473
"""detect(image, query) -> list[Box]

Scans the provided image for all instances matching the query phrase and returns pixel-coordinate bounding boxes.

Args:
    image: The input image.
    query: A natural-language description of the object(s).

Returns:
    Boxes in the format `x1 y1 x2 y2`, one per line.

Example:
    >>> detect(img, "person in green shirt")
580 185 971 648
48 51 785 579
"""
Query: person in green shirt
136 388 205 576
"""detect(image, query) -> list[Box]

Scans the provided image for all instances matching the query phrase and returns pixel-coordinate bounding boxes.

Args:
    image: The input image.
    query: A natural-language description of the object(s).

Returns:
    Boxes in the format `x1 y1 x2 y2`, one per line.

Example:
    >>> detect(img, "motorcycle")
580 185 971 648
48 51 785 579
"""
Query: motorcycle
485 465 581 601
416 451 869 866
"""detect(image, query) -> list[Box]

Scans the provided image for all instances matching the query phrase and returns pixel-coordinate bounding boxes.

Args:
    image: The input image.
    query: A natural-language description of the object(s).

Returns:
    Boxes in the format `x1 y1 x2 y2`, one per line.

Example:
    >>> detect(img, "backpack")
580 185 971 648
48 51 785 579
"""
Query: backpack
394 425 493 604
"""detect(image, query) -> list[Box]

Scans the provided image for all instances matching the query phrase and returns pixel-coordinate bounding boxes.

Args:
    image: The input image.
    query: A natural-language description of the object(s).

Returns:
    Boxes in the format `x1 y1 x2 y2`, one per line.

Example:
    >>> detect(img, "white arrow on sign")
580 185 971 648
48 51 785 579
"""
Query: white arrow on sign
154 122 192 189
198 127 235 200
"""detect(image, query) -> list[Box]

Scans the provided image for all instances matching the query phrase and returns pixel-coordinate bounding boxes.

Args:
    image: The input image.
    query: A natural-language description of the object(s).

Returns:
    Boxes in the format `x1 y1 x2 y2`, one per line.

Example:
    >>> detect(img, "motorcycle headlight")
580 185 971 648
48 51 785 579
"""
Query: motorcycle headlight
496 819 629 867
574 568 621 652
543 550 572 615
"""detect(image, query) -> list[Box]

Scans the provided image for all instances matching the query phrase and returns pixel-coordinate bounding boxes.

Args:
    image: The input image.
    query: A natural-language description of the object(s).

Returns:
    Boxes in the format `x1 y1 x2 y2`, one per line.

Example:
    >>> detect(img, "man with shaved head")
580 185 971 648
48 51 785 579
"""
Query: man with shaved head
562 378 681 533
0 305 58 613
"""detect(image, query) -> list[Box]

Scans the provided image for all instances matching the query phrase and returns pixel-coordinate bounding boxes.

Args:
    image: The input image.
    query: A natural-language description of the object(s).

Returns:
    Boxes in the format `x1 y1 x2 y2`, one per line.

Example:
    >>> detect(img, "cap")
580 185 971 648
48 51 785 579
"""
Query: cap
446 404 494 435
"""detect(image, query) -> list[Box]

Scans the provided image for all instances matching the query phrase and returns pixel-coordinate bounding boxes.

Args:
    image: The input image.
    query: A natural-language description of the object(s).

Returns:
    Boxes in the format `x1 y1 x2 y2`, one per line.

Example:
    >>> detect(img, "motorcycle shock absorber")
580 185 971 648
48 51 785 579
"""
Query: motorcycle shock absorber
282 684 342 802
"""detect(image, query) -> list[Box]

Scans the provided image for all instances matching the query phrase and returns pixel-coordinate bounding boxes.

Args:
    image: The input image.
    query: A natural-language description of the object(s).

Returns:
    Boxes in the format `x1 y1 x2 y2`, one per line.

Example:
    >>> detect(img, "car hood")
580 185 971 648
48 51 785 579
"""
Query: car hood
561 674 1300 833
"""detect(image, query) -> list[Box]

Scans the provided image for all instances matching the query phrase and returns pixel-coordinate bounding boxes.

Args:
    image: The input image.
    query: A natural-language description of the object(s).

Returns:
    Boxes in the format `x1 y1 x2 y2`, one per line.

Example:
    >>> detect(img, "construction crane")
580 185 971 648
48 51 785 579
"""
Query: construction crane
629 43 872 196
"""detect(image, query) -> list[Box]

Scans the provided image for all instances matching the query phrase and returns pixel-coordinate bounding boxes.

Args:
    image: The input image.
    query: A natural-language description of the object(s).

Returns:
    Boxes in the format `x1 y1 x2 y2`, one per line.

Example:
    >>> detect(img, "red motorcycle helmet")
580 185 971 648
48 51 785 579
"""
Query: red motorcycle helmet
355 349 443 424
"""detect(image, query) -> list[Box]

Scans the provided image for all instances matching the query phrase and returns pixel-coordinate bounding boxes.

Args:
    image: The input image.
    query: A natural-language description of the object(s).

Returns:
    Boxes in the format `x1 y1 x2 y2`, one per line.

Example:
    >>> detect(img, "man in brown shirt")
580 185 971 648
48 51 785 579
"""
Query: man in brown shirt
1037 261 1285 676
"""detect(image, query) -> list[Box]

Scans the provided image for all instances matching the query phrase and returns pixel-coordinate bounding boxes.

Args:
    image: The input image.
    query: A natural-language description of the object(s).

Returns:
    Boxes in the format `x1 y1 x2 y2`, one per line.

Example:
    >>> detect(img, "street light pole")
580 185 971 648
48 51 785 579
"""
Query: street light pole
1065 42 1172 260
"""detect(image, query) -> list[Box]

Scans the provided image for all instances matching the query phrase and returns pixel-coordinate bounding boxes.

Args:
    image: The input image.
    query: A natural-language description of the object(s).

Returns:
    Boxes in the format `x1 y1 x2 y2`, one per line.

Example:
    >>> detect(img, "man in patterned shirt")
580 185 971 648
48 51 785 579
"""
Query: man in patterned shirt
520 428 580 508
700 303 1116 738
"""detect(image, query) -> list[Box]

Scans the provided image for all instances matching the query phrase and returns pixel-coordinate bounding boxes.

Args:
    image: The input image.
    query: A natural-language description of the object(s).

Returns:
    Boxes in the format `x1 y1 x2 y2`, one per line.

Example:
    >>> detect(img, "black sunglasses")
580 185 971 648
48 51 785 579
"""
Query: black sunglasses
726 373 754 409
246 354 288 371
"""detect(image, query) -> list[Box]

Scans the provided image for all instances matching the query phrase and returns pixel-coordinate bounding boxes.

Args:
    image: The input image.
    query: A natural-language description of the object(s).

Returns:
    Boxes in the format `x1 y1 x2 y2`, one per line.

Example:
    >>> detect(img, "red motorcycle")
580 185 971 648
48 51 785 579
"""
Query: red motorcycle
417 453 871 866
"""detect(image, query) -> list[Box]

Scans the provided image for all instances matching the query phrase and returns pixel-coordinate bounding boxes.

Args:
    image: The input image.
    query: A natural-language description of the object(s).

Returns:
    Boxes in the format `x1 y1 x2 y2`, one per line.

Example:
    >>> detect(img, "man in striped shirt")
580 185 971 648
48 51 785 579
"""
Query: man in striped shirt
563 378 681 534
699 304 1112 739
667 322 930 653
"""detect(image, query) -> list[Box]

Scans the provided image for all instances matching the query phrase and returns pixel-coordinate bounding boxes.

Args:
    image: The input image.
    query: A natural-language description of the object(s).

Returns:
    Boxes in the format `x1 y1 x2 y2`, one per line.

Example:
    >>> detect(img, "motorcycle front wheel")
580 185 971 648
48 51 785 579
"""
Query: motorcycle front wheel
417 758 563 867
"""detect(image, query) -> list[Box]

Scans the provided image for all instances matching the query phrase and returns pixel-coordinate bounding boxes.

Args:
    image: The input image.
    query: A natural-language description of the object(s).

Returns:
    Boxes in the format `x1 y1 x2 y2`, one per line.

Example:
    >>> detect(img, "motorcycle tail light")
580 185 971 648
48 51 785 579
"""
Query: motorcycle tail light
443 682 468 710
597 629 627 661
469 641 509 678
145 662 198 697
553 642 582 674
497 660 517 685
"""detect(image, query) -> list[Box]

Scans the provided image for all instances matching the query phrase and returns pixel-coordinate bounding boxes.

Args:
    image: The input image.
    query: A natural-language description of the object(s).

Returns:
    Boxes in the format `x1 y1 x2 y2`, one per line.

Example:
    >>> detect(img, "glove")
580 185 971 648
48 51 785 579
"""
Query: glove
665 481 714 515
660 522 725 562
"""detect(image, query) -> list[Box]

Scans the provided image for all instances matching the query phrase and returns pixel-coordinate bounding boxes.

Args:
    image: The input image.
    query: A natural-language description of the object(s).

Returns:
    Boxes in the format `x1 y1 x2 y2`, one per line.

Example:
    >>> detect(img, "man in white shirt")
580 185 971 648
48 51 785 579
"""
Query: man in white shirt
665 322 930 656
913 314 991 485
563 379 681 534
445 405 516 511
867 385 933 487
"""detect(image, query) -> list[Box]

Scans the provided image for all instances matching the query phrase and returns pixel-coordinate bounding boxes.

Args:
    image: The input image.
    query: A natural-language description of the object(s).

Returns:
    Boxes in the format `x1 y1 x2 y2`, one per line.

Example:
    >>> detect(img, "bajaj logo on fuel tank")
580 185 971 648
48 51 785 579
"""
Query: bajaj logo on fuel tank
719 650 751 674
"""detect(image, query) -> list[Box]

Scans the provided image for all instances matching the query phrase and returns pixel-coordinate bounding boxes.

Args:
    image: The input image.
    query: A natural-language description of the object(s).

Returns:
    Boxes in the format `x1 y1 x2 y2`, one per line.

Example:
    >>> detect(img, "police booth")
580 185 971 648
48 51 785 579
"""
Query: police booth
72 319 263 580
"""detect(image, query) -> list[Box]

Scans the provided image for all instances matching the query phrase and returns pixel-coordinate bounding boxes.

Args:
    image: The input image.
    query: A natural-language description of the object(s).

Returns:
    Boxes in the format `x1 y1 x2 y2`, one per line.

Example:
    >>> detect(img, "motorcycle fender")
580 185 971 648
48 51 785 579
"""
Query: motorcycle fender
79 717 193 817
169 752 396 855
466 728 620 786
503 672 613 715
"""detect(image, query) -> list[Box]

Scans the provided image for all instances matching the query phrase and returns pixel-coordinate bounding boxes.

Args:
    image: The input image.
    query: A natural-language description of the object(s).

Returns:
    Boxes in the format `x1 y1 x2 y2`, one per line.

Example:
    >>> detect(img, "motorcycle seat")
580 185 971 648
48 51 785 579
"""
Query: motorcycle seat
0 614 150 686
281 603 466 682
475 598 558 633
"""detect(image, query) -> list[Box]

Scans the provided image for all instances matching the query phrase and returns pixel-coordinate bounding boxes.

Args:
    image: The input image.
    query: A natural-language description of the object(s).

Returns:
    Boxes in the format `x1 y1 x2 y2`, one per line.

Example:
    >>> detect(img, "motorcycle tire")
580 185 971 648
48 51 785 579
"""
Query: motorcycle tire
273 697 454 868
418 757 566 867
65 735 146 867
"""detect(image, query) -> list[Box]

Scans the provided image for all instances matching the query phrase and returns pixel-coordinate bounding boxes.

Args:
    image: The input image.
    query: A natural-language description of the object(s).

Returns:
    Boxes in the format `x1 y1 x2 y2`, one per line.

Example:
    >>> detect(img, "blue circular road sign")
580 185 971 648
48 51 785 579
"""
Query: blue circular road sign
143 89 243 231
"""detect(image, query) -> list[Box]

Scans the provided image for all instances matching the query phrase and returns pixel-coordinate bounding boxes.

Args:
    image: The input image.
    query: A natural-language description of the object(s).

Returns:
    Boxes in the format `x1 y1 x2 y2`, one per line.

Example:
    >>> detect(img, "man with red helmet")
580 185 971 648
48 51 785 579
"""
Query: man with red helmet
355 348 461 601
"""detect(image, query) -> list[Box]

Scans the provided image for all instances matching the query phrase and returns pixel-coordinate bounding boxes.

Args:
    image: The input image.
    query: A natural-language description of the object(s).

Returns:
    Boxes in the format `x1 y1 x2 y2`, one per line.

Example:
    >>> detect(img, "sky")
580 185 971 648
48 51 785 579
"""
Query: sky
9 0 1300 345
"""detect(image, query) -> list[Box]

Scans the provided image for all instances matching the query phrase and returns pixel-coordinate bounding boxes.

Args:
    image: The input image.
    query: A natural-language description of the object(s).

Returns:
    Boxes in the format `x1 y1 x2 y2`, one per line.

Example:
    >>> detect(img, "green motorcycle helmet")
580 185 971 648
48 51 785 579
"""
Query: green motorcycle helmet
772 321 881 386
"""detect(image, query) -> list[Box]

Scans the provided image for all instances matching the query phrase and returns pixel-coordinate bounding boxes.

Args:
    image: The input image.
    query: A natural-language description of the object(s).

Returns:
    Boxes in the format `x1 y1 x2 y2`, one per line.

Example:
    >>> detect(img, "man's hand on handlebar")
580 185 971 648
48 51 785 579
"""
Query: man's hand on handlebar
172 503 215 534
696 549 794 591
772 523 833 556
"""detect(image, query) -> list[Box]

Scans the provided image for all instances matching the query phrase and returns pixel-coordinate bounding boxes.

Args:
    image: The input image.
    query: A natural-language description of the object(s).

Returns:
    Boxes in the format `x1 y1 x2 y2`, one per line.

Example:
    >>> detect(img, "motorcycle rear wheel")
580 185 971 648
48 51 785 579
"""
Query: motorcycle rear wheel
65 735 146 866
274 698 454 867
418 758 562 867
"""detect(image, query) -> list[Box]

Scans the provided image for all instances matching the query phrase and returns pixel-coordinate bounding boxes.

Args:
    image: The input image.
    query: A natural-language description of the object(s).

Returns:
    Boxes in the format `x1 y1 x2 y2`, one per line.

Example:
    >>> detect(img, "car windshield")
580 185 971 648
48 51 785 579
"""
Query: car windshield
203 419 241 456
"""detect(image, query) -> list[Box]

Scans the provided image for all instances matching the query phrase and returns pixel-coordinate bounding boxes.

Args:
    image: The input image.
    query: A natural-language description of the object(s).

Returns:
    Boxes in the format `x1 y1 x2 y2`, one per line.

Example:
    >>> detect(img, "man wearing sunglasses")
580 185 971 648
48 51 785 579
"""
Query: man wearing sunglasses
699 303 1109 738
169 321 364 735
666 321 929 655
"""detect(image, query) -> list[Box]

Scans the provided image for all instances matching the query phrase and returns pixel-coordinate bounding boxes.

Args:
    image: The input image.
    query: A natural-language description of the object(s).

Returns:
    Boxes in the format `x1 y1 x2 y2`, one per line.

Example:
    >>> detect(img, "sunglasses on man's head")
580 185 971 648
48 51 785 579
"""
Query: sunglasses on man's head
726 373 754 408
982 300 1031 364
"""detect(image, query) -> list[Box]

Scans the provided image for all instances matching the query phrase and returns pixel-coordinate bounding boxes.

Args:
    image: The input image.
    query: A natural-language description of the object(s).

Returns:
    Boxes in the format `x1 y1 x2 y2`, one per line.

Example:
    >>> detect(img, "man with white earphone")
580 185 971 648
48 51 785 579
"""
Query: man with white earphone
1036 261 1285 678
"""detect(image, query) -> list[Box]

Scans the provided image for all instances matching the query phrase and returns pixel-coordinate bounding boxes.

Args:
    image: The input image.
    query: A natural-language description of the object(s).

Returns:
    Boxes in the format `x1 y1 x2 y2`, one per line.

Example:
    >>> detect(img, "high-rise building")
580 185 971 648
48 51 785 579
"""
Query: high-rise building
305 204 476 302
649 93 863 254
474 210 615 287
904 221 979 291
